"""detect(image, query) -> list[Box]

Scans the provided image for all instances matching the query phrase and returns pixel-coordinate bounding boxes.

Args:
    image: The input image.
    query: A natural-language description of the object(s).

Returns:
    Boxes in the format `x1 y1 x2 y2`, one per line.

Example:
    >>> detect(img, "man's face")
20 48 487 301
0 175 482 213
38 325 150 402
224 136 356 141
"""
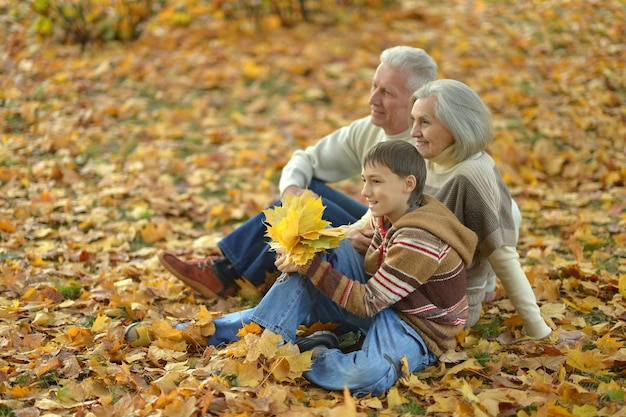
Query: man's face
368 63 414 135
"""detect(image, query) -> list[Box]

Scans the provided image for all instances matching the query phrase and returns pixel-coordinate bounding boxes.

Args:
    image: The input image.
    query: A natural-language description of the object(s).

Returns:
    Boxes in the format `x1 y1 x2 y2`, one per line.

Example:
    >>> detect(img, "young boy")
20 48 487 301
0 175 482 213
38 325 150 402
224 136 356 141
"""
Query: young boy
269 140 477 396
127 141 477 397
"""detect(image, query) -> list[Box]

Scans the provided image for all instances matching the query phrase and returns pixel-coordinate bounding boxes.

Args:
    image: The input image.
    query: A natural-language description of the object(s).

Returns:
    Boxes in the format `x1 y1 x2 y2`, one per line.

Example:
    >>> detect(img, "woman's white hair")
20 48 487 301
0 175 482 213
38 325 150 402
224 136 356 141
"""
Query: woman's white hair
411 79 493 161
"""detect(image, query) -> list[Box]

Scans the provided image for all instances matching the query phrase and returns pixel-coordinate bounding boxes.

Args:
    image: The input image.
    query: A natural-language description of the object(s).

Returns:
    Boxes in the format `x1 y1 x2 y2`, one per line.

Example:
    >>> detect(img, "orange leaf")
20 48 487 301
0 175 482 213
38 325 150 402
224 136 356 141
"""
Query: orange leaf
0 219 16 232
8 385 33 398
297 321 340 337
140 221 168 243
65 326 94 347
596 332 624 355
237 322 263 338
36 357 61 377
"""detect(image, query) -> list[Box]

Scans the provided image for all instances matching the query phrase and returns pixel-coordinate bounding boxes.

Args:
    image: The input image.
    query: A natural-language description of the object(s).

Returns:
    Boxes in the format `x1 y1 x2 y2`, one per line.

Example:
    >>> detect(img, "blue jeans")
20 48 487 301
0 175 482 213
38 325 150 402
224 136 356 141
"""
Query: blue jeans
218 179 368 286
208 240 438 397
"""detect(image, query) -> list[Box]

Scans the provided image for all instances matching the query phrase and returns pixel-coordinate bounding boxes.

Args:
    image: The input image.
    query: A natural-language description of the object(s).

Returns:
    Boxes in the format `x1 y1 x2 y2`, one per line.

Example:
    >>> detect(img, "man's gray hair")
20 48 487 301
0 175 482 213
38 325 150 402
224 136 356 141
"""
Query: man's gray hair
380 46 438 92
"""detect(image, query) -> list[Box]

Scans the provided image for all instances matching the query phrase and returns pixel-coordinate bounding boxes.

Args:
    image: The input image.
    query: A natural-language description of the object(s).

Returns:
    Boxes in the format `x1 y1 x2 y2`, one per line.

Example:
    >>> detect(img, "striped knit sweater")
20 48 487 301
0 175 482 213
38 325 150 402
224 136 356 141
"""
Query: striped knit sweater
302 195 477 357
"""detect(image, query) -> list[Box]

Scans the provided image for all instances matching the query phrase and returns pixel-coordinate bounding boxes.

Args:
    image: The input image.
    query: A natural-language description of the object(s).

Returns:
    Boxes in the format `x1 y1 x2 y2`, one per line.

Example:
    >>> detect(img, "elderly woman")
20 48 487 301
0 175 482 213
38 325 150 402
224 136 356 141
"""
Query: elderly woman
408 79 573 339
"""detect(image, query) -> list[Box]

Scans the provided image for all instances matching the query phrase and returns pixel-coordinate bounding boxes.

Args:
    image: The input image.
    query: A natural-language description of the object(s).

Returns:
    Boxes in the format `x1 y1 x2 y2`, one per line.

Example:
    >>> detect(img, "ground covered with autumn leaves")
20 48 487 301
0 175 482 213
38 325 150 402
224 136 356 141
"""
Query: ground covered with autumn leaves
1 0 625 416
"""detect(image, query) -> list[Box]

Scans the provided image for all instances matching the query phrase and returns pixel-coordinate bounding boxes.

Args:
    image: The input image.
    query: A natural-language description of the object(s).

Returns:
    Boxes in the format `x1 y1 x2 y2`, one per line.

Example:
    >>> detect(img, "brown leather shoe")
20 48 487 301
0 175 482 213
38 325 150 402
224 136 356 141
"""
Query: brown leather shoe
158 251 238 299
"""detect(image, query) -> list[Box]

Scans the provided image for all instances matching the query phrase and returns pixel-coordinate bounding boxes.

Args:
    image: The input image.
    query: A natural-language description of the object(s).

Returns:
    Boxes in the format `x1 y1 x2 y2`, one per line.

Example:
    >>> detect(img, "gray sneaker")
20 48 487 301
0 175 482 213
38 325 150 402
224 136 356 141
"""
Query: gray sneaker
295 330 339 352
124 321 152 347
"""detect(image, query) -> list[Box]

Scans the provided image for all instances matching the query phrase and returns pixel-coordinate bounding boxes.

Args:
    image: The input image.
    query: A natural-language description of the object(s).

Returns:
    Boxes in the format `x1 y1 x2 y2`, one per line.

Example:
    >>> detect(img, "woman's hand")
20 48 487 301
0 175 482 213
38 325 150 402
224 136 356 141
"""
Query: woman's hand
346 226 374 255
555 329 586 348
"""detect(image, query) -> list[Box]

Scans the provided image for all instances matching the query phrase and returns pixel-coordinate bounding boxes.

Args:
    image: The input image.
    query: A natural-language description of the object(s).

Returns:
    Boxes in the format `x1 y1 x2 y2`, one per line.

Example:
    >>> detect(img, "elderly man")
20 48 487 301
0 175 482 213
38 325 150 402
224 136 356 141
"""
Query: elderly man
158 46 438 299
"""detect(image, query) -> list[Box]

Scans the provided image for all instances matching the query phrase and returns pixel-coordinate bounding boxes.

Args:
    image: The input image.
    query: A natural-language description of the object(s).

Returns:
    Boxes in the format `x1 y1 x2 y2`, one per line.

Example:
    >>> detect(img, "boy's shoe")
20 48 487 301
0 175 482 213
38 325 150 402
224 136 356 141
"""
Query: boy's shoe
124 322 153 347
158 251 238 299
295 330 340 352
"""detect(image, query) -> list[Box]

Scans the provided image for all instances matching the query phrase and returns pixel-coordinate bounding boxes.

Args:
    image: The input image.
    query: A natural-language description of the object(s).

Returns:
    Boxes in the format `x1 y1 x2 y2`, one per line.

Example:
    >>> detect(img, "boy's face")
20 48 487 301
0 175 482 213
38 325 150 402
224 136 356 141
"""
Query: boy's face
361 163 415 224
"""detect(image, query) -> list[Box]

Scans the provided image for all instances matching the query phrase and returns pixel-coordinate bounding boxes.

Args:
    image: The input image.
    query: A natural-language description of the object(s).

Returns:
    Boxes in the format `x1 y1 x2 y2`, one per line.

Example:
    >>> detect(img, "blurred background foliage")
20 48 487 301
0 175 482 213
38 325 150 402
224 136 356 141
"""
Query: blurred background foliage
16 0 395 49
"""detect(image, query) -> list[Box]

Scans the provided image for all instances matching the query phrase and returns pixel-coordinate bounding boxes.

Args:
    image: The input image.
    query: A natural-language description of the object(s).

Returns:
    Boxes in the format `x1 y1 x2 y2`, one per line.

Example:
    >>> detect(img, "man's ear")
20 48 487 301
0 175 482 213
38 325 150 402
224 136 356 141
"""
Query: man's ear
404 175 417 193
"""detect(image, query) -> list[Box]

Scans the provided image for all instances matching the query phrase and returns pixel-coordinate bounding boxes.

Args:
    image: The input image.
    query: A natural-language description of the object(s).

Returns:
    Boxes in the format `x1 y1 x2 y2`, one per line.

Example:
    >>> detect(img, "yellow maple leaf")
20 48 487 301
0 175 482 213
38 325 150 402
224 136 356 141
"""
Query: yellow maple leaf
387 386 409 408
235 360 264 387
262 191 346 266
618 274 626 298
458 378 480 403
236 277 262 302
275 348 312 379
90 314 110 333
244 331 282 362
566 348 609 373
195 305 214 327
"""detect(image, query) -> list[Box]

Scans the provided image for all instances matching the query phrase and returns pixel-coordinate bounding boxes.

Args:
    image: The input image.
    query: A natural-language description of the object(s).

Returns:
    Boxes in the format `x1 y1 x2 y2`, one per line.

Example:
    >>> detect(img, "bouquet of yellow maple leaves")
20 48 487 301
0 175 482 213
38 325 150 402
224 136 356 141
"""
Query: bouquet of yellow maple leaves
263 190 346 268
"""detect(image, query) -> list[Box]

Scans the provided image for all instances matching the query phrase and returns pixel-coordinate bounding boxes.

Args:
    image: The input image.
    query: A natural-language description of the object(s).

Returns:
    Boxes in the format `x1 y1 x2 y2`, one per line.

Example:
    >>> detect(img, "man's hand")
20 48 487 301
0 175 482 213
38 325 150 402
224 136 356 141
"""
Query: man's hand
283 185 318 198
346 226 374 255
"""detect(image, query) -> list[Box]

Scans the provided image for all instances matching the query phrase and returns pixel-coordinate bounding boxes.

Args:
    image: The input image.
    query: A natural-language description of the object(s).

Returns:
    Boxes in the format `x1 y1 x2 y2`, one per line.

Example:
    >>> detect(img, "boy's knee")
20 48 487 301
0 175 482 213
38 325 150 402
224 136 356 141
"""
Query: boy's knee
343 355 398 392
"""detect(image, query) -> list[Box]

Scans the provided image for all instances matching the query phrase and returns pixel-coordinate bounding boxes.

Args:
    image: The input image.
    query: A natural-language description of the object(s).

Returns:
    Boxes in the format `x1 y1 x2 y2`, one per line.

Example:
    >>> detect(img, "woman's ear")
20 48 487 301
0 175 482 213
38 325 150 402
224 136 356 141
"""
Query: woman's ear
404 175 417 193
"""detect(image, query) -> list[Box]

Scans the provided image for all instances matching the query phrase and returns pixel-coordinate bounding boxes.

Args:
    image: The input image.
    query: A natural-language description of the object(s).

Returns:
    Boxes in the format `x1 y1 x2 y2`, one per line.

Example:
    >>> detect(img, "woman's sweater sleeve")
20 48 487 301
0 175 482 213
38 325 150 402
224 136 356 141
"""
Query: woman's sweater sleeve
487 246 552 339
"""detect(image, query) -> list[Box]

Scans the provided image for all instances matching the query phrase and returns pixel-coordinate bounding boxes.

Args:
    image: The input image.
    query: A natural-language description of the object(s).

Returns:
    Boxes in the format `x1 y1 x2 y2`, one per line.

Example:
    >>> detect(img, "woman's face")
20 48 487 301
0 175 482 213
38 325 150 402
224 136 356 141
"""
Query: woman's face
410 96 454 160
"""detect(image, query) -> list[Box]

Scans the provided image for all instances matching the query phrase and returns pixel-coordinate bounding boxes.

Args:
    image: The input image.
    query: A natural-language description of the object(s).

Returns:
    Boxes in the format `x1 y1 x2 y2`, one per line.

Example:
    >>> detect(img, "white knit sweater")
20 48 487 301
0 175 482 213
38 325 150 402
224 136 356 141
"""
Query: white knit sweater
278 116 412 194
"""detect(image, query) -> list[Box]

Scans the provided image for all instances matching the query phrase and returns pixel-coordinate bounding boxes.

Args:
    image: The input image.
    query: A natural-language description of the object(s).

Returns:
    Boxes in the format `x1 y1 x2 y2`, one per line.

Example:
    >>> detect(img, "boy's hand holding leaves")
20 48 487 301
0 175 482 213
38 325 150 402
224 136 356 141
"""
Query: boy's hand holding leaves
263 190 345 272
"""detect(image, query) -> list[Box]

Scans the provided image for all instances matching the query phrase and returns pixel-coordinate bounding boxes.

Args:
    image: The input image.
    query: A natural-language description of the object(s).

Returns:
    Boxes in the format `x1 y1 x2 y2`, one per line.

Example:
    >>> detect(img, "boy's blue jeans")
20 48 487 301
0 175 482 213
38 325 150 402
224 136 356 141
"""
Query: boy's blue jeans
218 179 367 286
208 240 438 397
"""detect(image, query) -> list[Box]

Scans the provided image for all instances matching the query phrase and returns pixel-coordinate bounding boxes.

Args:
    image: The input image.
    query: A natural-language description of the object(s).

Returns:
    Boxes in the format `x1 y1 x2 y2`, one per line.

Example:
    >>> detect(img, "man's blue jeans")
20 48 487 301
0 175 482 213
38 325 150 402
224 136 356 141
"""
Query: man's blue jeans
207 240 438 397
218 179 368 286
